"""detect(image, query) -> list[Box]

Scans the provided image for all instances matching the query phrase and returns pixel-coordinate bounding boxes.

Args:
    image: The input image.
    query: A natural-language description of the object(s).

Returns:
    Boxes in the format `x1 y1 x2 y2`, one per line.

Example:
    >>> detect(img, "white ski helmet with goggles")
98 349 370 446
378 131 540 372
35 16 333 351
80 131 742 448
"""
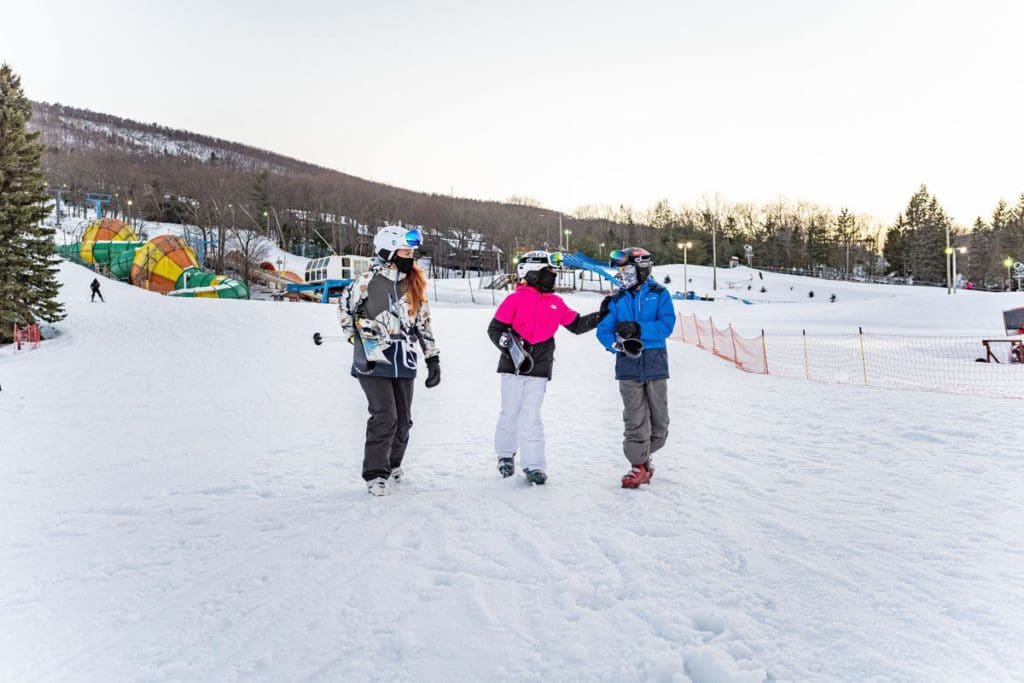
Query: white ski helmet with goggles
516 250 564 280
374 225 422 262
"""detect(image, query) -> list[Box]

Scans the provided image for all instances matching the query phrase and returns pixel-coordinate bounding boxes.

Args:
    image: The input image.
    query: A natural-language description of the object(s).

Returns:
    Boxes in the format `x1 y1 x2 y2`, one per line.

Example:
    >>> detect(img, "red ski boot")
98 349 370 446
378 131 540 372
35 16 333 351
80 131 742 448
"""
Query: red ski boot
621 461 653 488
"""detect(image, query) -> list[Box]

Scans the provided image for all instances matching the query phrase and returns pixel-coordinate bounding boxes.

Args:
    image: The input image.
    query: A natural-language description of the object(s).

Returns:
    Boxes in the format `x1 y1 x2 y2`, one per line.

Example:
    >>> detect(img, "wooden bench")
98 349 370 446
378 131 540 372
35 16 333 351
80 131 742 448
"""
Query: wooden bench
980 338 1024 363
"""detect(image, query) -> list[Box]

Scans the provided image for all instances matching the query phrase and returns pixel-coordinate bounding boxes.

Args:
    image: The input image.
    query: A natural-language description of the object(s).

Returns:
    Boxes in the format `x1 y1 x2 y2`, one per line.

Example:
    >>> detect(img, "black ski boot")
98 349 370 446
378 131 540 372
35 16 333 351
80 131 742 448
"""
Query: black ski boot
498 457 515 478
524 469 547 485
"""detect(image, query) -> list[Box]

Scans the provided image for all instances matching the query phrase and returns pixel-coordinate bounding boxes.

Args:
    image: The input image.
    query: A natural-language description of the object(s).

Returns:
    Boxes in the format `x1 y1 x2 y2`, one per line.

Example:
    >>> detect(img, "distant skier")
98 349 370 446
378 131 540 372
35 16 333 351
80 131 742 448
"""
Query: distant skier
337 225 440 496
486 250 608 485
596 247 676 488
90 278 104 302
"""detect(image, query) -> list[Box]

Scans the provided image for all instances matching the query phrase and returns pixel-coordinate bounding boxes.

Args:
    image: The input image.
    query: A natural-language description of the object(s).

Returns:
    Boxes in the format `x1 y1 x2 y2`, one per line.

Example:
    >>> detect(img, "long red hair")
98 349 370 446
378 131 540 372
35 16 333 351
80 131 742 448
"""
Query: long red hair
403 263 428 316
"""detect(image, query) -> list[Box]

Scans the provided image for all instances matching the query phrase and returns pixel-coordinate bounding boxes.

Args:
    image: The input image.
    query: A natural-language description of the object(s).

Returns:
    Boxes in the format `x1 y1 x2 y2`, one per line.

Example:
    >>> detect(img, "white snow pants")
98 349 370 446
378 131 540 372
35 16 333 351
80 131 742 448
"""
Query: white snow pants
494 373 549 472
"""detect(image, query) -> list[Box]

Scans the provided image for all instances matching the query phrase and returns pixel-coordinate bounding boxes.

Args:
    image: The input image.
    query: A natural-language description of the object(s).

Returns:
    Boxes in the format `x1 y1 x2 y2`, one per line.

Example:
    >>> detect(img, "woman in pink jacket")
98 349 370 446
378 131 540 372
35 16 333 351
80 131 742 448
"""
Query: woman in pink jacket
486 251 608 484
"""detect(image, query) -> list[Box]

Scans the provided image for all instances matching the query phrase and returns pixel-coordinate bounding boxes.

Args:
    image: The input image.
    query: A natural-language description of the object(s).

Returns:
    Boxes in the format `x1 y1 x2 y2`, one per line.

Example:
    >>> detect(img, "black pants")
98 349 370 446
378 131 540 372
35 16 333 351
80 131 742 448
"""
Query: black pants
357 377 415 481
91 290 103 302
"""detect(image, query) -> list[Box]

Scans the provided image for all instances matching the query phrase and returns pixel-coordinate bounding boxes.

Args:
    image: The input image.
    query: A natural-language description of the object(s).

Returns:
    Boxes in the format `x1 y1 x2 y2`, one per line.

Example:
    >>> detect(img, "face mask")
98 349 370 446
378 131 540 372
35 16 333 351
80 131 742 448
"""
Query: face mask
393 255 415 274
615 267 638 290
532 268 556 292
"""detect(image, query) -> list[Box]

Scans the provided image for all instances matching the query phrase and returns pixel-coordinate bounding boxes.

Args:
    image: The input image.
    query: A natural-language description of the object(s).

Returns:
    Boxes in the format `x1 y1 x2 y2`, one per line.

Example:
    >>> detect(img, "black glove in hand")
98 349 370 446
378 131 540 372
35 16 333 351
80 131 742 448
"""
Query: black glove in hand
615 321 641 339
425 355 441 388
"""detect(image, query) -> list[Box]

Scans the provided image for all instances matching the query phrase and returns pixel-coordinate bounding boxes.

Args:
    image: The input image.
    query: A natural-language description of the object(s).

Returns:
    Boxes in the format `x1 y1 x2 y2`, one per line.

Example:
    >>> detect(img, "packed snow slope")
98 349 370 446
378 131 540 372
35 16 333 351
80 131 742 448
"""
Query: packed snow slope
1 261 1022 682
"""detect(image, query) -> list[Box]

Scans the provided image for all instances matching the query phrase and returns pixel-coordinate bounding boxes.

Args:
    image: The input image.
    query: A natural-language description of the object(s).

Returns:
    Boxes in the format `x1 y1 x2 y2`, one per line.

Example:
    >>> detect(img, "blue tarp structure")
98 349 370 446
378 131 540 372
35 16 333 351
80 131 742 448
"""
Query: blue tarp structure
561 251 621 287
286 279 352 303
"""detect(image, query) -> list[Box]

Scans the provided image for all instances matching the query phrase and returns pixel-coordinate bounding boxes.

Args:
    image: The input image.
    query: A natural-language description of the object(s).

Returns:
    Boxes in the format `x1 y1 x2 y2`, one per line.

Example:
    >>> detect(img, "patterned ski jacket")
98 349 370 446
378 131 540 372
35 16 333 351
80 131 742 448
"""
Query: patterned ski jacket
338 263 439 379
596 279 676 382
486 283 604 379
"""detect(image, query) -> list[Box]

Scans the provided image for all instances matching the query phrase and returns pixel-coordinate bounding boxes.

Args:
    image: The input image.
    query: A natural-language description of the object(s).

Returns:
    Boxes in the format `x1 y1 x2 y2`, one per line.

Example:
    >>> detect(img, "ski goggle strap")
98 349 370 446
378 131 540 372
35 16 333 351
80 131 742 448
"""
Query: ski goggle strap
403 229 423 248
609 248 652 267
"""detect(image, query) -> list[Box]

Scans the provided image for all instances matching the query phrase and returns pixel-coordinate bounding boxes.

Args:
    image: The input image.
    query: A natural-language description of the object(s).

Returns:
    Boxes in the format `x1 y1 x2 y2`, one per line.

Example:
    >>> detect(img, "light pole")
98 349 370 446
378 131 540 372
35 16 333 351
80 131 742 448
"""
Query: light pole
952 246 966 293
945 224 952 294
1006 257 1015 291
711 218 718 291
276 257 285 291
126 199 133 227
678 241 692 296
944 247 953 294
263 210 270 234
564 229 571 252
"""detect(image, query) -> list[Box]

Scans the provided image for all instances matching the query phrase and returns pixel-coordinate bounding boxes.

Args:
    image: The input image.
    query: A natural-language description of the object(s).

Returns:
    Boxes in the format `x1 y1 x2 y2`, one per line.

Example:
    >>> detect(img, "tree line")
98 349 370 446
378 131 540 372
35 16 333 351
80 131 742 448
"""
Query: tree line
29 101 1024 290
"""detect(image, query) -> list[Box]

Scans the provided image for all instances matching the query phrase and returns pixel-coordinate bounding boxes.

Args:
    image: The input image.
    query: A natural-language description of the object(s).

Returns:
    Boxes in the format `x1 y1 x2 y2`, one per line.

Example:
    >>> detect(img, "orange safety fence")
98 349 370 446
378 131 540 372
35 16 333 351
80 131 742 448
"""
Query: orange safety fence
672 314 1023 400
13 323 41 351
674 314 768 374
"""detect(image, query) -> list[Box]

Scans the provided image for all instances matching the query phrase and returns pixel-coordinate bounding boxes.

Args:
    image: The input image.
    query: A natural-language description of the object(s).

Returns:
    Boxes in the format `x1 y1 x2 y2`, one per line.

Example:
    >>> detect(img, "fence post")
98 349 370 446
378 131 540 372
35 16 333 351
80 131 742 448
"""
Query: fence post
729 324 740 367
858 326 868 385
679 315 687 343
710 317 717 354
432 278 438 302
467 276 476 304
761 329 769 374
802 329 811 380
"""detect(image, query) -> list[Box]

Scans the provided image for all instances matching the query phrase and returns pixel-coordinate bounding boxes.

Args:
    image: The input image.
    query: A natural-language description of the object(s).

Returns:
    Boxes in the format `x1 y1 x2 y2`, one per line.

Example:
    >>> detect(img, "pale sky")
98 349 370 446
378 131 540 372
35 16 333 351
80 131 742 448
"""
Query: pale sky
4 0 1023 226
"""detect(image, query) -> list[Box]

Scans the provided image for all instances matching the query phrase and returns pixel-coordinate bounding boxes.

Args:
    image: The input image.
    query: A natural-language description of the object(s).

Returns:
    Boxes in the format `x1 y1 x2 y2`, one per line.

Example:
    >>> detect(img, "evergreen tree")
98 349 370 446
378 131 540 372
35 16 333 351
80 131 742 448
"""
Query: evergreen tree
0 64 65 344
888 185 952 282
883 215 909 277
970 216 996 286
836 208 857 275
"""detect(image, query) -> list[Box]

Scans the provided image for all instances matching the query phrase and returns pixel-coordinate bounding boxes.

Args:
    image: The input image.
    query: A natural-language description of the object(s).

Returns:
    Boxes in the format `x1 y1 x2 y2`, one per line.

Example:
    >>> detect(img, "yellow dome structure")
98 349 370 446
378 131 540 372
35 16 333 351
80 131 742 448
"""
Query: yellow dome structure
131 235 201 294
79 218 139 264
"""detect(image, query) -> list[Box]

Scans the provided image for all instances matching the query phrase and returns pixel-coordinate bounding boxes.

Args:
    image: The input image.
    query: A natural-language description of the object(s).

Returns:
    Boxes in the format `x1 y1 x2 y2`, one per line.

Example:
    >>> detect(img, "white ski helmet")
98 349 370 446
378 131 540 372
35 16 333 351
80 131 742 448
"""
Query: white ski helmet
516 250 563 280
374 225 422 261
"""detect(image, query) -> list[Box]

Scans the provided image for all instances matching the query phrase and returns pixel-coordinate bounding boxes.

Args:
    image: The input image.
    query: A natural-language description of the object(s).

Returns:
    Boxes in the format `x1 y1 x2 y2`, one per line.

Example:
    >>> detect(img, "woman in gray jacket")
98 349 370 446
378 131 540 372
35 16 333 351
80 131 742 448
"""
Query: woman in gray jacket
338 226 440 496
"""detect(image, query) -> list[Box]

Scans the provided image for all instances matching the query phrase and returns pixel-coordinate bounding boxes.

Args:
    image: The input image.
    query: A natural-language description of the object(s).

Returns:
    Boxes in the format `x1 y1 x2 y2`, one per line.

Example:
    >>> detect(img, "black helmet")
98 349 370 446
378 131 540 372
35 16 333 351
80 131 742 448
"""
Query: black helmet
609 247 653 286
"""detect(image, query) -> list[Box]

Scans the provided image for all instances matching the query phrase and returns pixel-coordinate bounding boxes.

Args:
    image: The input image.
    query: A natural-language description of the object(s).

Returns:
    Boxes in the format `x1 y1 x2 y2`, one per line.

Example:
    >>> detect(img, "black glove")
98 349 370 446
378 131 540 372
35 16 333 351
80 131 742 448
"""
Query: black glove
615 321 641 339
425 355 441 388
598 295 612 319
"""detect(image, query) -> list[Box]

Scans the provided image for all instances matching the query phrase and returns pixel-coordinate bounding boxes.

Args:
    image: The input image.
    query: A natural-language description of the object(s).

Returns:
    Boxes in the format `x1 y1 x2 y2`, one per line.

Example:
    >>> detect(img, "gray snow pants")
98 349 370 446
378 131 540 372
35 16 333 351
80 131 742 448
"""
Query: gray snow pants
618 379 669 465
357 376 415 481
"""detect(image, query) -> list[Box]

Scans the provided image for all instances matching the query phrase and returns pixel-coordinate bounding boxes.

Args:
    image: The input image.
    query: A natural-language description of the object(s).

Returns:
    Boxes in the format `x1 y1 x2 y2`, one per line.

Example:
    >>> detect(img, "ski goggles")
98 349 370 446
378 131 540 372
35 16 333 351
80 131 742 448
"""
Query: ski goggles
609 248 652 268
403 229 423 248
547 252 564 267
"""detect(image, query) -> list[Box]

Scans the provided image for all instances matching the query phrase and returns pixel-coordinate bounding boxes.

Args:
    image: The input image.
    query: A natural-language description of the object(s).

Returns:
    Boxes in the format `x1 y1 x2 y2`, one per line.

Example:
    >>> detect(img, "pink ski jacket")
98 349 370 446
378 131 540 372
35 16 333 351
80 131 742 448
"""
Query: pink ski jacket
493 284 578 344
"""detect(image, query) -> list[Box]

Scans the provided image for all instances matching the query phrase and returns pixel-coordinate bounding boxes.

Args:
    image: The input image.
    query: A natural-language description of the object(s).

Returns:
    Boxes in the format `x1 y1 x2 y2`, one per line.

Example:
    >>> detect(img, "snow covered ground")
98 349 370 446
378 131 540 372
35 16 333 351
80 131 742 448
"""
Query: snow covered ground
2 259 1022 682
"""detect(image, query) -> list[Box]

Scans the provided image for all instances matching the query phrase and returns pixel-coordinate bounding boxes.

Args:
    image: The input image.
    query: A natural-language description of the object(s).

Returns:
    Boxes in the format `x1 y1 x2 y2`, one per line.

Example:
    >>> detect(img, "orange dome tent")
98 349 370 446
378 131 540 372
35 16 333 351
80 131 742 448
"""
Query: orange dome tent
78 218 139 264
131 235 201 293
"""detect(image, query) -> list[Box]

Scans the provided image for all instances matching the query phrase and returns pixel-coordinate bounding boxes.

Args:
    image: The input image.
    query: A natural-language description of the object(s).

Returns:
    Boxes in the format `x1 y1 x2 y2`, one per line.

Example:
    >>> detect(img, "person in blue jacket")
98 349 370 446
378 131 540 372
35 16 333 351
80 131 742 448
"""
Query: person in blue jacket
596 247 676 488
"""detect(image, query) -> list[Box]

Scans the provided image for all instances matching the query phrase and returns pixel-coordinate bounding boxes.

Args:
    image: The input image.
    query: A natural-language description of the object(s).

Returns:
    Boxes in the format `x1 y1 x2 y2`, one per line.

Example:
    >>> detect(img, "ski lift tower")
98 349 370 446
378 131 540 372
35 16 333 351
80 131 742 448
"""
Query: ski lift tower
84 193 112 219
183 225 218 268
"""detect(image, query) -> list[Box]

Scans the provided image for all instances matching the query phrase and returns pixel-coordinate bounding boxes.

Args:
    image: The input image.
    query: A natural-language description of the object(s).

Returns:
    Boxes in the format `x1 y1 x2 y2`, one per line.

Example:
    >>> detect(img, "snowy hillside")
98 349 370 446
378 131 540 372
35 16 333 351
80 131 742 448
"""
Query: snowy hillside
1 261 1022 681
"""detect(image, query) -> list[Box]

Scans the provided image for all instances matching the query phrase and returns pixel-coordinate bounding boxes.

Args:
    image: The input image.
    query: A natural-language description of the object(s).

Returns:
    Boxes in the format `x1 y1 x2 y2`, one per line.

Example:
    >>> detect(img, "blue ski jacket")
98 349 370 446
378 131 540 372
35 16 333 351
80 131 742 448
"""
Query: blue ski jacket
596 279 676 381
